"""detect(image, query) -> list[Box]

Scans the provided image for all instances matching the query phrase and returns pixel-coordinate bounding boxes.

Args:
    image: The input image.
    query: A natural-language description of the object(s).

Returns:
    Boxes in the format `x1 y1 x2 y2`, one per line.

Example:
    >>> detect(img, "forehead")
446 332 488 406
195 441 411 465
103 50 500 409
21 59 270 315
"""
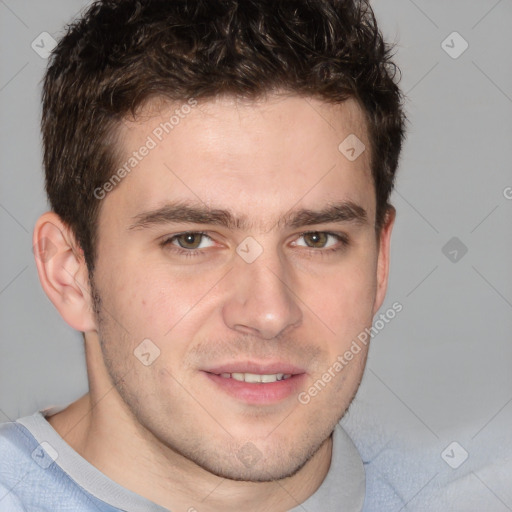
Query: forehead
102 94 374 230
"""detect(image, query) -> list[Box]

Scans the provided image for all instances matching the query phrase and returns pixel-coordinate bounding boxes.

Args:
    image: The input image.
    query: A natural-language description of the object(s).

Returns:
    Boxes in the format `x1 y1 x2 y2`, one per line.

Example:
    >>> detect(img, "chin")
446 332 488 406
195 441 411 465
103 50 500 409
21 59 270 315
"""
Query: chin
171 428 332 484
194 452 311 483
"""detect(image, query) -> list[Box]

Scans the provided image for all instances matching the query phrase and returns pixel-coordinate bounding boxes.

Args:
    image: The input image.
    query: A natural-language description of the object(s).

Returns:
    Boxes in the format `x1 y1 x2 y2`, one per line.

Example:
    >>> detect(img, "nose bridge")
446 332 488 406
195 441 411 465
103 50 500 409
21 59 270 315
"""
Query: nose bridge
221 243 303 339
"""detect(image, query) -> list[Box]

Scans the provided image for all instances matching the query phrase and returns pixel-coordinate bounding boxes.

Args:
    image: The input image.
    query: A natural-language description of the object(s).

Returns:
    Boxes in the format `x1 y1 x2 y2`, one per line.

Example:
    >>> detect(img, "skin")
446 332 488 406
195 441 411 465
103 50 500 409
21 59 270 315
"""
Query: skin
33 94 395 512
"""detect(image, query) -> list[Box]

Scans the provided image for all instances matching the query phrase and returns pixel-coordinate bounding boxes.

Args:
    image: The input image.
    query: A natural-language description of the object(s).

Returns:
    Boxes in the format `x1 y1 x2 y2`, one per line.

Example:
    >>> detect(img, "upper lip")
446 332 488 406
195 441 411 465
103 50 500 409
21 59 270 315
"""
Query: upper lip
203 361 306 375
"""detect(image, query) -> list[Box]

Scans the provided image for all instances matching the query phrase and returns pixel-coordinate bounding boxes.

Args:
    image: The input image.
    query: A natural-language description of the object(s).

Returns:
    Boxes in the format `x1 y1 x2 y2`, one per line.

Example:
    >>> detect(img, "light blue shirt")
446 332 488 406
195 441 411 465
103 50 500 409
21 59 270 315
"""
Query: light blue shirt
2 402 505 511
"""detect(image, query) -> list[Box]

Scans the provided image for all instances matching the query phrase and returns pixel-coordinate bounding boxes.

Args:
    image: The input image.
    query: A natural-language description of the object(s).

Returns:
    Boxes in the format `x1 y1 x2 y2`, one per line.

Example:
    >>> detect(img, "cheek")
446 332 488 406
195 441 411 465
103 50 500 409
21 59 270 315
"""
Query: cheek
119 275 185 337
301 254 378 342
102 262 222 347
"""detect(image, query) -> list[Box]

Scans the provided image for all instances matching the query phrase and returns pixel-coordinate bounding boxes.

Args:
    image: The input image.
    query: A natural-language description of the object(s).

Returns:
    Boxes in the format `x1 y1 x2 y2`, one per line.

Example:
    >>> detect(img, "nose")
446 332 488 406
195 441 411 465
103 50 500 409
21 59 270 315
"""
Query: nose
222 250 303 340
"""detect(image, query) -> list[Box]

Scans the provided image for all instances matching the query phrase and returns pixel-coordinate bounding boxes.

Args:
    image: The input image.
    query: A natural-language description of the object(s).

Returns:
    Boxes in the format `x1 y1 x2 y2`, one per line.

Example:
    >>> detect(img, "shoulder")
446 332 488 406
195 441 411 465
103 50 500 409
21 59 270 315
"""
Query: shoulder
0 416 123 512
0 419 44 511
0 420 39 476
0 418 87 511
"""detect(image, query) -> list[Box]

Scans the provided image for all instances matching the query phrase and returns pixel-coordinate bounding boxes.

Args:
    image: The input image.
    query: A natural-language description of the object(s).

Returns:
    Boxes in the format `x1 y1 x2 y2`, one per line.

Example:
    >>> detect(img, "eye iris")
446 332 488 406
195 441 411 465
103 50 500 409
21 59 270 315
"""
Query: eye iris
305 232 327 248
178 233 201 249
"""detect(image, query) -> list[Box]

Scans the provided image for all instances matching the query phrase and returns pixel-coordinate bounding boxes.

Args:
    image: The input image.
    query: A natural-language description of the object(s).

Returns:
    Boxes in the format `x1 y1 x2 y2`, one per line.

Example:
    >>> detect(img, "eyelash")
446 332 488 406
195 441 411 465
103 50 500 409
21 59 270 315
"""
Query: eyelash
160 231 349 259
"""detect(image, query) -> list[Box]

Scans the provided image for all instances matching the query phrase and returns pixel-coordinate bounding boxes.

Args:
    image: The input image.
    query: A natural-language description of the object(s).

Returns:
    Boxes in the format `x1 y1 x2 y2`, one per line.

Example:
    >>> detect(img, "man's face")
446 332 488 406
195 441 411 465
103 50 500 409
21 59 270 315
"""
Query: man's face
89 94 391 481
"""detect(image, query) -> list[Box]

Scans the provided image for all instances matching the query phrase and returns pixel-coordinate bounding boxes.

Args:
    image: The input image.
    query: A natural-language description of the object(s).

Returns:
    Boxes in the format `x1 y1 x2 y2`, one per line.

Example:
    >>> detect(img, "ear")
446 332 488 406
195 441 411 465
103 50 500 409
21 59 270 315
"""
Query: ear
33 212 97 332
372 206 396 316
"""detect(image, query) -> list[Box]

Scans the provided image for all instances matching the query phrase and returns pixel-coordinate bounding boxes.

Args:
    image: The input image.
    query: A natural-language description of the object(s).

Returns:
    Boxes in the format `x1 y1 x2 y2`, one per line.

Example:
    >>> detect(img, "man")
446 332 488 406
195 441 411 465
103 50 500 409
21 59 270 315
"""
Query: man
0 0 405 510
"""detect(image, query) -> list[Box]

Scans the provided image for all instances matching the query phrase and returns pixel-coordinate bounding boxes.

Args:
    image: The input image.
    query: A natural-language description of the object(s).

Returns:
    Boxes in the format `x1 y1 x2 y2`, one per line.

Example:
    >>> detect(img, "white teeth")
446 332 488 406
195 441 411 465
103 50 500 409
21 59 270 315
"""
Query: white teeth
220 372 291 383
261 374 280 383
244 373 262 383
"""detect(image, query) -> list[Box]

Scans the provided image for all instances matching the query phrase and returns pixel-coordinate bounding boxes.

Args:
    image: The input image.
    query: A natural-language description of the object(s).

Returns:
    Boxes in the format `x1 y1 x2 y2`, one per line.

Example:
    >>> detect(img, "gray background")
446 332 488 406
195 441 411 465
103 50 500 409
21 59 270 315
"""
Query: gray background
1 1 511 509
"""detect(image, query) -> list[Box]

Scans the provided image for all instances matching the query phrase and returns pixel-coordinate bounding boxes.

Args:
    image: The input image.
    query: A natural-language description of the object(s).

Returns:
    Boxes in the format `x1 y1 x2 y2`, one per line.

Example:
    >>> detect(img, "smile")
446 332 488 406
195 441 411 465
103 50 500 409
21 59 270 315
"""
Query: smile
218 372 292 383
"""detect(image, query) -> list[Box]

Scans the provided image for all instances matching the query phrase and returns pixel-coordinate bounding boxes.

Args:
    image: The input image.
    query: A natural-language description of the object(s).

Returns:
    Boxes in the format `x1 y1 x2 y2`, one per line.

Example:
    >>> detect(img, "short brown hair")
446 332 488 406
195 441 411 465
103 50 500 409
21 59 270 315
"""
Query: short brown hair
42 0 405 274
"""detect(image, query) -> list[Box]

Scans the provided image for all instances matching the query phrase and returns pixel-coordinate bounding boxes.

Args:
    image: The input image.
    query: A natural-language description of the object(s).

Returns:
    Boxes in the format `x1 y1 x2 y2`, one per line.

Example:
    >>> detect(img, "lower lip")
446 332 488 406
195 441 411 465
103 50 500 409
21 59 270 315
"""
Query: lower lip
203 372 306 404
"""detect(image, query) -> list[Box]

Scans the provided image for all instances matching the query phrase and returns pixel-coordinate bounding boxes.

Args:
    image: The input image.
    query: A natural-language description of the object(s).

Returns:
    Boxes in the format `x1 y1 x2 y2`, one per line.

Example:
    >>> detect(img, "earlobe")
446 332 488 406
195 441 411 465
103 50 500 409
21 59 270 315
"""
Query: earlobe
372 206 396 316
33 212 97 332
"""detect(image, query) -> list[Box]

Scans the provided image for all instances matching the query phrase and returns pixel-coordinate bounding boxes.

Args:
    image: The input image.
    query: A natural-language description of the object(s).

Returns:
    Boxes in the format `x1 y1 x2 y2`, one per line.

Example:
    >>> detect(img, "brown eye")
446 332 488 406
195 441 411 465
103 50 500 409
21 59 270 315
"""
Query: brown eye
294 232 349 253
161 232 215 252
303 232 329 248
174 233 204 249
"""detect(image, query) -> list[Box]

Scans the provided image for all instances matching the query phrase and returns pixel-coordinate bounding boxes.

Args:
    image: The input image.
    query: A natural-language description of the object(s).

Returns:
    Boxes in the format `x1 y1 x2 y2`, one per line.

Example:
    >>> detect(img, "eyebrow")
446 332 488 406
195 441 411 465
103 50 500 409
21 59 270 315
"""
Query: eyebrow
128 200 368 231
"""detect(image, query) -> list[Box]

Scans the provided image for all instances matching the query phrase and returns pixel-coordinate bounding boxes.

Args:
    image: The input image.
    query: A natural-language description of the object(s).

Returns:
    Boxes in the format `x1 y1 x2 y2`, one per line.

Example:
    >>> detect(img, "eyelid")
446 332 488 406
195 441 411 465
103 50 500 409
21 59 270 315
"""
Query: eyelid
291 231 349 248
161 231 215 247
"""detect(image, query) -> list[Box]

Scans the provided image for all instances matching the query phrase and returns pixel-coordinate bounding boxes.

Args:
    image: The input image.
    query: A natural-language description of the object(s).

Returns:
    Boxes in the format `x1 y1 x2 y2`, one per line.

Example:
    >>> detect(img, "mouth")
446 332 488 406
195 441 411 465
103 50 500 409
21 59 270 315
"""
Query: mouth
217 372 292 383
202 362 306 404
